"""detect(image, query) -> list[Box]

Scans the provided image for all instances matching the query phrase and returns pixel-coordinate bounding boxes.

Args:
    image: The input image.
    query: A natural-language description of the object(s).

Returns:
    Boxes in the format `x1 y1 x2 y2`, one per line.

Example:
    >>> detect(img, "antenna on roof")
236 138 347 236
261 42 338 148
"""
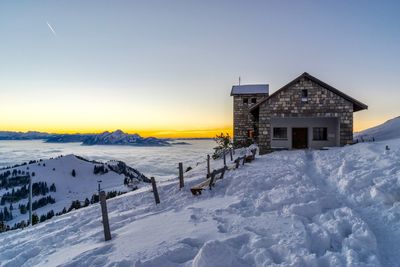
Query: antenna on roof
238 76 241 85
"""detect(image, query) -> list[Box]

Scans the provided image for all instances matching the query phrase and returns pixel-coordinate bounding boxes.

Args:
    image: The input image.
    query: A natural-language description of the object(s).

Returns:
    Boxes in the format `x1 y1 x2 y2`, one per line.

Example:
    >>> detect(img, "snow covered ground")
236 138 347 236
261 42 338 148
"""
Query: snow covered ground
1 139 400 266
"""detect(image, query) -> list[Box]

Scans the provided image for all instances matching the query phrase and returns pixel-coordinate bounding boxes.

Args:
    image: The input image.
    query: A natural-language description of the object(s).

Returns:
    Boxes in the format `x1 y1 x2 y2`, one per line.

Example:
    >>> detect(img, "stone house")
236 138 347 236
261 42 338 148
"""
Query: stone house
231 72 368 154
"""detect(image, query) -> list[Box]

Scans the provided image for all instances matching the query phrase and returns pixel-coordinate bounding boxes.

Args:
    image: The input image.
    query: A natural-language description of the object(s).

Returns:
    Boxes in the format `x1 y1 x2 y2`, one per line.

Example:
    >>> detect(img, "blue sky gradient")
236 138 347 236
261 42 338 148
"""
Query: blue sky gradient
1 1 399 136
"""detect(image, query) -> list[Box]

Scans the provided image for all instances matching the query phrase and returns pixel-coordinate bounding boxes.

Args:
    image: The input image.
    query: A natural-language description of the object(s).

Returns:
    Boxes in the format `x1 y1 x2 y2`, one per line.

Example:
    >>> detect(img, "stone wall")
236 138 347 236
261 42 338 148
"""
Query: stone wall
233 94 267 147
258 77 353 154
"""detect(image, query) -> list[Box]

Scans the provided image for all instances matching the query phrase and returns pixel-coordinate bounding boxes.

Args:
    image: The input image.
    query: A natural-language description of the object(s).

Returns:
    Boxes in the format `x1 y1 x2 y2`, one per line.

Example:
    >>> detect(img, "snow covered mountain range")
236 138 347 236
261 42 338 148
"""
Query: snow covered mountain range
355 116 400 142
0 130 170 146
0 155 149 231
0 131 51 140
82 130 169 146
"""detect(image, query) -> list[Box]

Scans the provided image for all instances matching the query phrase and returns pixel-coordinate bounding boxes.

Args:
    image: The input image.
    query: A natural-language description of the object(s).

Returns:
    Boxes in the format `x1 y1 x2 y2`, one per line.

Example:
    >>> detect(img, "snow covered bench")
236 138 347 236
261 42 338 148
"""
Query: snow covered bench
245 148 257 163
234 156 246 168
233 148 257 168
190 167 226 195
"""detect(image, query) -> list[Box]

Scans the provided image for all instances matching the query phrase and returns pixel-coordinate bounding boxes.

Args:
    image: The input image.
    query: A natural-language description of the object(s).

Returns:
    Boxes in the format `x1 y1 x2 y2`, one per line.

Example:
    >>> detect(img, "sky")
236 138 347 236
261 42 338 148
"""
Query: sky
0 1 399 138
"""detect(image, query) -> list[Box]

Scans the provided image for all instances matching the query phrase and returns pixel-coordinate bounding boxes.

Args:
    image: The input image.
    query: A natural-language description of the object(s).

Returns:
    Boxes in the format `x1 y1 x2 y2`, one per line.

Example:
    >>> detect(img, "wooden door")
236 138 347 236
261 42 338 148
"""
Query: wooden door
292 128 308 149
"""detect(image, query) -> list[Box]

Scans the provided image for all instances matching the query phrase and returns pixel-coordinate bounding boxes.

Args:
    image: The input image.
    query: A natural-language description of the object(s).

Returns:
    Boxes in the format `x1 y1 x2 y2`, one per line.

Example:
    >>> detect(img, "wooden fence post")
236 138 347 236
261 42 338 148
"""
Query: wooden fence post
223 150 226 168
151 177 160 204
209 170 216 190
99 191 111 241
28 175 32 226
235 158 240 169
178 162 184 189
207 154 210 178
229 149 233 161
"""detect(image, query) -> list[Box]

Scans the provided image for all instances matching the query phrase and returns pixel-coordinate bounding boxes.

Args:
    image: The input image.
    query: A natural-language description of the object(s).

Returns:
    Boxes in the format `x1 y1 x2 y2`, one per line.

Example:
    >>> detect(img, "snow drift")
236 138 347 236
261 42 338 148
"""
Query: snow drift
1 139 400 266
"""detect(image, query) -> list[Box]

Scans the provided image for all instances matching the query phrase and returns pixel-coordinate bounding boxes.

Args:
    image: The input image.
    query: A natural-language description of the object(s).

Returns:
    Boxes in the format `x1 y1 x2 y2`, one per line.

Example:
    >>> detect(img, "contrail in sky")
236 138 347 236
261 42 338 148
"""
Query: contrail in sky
46 21 56 36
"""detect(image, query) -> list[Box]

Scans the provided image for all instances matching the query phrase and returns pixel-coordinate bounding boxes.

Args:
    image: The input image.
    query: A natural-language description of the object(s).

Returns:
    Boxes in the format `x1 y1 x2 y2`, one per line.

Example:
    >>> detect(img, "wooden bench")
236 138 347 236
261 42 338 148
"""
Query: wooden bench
190 168 226 195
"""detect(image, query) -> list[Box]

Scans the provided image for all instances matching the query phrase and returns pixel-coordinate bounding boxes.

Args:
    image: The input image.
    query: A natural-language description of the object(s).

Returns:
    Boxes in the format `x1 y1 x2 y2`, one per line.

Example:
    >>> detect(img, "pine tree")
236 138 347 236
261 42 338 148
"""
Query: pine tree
32 213 39 225
84 198 90 207
74 200 81 209
212 133 233 159
46 210 54 220
19 204 27 214
50 183 56 192
3 207 9 221
71 169 76 177
40 214 46 223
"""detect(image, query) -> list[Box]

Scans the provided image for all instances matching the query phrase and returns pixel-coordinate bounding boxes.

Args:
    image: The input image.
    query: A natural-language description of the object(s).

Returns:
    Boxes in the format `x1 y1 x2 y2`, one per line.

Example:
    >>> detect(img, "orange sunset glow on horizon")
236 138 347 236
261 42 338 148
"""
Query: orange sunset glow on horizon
0 111 392 138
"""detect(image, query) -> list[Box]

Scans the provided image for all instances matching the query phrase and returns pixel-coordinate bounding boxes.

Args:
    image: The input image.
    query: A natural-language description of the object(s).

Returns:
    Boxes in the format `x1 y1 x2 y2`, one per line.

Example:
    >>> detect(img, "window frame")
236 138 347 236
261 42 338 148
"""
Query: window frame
272 127 288 140
312 127 328 141
301 89 308 102
251 98 257 104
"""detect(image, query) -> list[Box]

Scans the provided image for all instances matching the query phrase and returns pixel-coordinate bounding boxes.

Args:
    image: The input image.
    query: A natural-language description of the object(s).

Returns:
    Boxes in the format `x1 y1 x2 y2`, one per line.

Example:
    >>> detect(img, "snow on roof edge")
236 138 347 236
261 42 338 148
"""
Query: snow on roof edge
231 84 269 95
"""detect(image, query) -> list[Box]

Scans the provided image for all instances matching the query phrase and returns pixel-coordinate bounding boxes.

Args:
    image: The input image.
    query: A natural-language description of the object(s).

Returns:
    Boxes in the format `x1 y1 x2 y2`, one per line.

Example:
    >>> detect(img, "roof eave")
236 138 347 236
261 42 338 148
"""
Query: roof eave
231 92 270 96
354 103 368 112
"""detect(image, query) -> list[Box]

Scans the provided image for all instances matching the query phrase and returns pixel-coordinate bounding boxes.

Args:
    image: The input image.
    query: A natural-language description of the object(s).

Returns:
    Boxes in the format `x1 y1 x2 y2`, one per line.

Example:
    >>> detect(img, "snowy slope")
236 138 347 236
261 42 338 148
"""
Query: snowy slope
1 141 400 266
355 116 400 141
0 155 147 227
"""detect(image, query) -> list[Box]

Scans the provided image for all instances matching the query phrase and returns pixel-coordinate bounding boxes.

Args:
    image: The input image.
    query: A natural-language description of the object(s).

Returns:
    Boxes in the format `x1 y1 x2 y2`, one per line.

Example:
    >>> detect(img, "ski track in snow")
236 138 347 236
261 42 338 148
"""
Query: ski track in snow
1 141 400 266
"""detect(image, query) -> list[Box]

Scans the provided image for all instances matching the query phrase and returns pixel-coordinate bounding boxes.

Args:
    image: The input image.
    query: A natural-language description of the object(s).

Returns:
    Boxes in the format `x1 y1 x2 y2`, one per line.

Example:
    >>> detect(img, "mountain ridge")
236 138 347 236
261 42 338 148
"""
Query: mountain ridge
0 130 170 146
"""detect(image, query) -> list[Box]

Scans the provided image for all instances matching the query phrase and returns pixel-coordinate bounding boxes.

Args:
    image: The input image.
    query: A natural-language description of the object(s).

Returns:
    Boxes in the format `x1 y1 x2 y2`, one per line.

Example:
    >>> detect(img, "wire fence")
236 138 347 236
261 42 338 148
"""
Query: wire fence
0 146 257 234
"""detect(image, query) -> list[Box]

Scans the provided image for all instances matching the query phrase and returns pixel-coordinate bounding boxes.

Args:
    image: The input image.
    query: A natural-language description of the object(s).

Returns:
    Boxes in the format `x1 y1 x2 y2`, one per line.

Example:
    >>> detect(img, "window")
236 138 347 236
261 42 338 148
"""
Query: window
247 130 254 138
251 98 257 104
313 127 328 141
243 98 248 104
273 127 287 139
301 89 308 102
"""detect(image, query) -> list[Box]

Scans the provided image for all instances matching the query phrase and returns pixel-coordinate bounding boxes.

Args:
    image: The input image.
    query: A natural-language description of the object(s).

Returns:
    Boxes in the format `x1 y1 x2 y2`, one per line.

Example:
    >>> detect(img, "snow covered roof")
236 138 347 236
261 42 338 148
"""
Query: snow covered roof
230 84 269 96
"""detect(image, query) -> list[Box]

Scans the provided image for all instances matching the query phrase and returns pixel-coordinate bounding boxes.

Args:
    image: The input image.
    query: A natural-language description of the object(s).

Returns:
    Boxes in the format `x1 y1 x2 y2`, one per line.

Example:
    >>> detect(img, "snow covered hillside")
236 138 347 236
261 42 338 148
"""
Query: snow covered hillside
1 139 400 266
0 155 148 230
355 116 400 141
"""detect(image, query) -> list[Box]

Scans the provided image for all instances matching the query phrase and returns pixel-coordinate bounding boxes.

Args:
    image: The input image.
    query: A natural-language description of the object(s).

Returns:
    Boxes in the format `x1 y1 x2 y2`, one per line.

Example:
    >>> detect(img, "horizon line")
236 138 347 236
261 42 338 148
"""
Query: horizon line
0 128 233 139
